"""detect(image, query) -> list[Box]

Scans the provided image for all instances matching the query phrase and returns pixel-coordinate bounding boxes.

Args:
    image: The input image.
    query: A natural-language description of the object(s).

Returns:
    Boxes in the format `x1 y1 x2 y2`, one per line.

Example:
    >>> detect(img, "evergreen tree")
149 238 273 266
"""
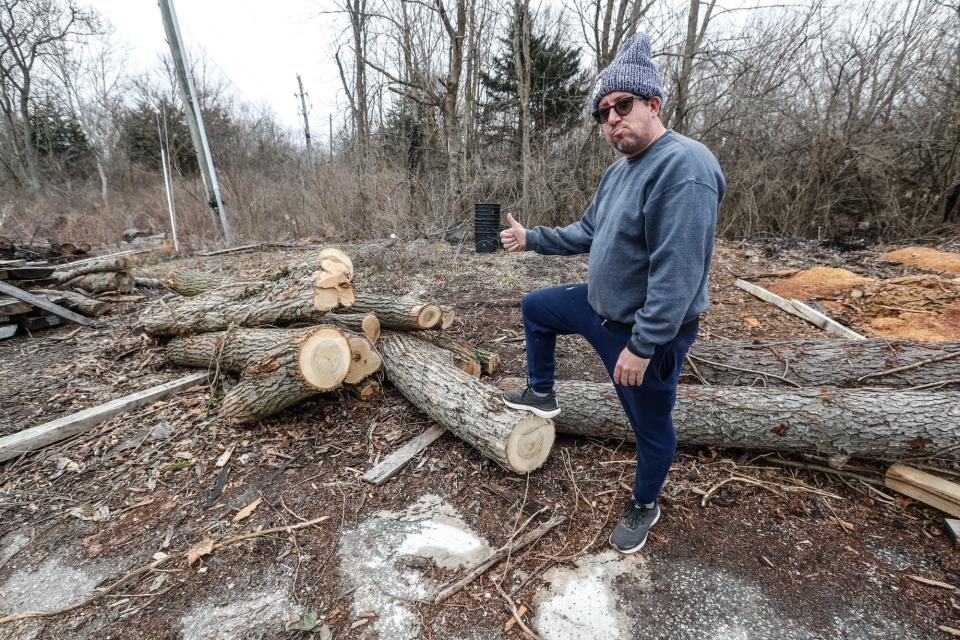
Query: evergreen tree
481 15 589 147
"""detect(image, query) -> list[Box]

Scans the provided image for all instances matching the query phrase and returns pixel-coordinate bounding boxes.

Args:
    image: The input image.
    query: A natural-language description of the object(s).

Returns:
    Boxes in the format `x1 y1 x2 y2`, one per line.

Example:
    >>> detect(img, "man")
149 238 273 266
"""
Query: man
499 33 724 554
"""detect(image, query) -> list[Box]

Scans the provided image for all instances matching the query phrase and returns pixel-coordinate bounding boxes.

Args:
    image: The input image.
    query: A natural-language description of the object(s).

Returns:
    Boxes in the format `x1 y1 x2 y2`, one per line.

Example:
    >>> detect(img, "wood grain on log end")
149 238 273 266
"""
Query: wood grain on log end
505 414 555 473
362 313 381 343
314 270 349 288
337 282 355 307
345 336 382 384
298 327 352 390
313 286 339 311
440 308 456 329
317 248 354 278
416 304 442 328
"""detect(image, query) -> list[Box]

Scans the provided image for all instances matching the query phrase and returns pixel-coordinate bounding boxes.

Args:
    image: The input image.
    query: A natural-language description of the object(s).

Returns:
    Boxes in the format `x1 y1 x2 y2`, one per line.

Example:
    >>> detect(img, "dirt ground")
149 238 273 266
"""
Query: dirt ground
1 237 959 639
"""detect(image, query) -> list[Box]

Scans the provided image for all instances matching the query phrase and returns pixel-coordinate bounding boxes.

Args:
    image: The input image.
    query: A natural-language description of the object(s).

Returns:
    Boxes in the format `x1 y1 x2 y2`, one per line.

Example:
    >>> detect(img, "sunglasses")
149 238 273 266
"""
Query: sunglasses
592 95 647 124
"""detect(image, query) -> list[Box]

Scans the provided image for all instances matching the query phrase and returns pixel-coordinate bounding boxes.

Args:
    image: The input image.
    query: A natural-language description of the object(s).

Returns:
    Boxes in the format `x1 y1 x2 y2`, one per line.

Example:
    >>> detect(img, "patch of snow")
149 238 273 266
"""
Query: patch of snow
179 589 300 640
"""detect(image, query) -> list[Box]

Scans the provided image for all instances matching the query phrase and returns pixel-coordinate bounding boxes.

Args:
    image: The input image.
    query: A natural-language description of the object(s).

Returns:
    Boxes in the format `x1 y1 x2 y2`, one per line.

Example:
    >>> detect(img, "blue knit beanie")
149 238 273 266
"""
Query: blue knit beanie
590 33 665 114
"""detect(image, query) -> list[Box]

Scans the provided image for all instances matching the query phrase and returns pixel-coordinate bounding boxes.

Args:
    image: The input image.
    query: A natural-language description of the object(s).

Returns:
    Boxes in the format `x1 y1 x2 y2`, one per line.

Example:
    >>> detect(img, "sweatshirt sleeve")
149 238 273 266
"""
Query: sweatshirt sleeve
524 199 597 256
629 179 718 357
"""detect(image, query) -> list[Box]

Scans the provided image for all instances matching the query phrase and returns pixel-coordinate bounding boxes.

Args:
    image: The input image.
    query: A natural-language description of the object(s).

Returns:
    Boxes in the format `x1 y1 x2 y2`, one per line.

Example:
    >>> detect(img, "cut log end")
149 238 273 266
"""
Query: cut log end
505 415 555 473
440 308 455 329
337 282 355 307
345 336 383 384
313 286 339 311
317 248 354 278
297 328 352 390
416 304 442 328
314 270 350 289
362 313 381 343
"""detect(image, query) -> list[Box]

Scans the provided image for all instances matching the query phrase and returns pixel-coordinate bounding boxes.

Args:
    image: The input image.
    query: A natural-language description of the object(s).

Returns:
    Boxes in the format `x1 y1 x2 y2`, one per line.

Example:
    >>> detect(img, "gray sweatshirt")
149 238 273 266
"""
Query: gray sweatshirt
525 130 724 357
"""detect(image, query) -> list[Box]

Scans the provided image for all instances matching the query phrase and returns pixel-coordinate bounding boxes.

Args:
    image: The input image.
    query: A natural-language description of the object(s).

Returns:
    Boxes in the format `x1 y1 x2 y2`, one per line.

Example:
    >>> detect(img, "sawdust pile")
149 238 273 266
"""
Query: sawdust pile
765 267 874 300
841 275 960 341
880 247 960 273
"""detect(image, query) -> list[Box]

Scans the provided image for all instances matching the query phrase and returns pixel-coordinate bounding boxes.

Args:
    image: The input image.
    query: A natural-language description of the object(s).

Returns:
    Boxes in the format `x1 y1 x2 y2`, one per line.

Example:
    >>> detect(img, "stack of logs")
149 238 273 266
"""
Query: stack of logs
142 248 555 475
141 247 960 476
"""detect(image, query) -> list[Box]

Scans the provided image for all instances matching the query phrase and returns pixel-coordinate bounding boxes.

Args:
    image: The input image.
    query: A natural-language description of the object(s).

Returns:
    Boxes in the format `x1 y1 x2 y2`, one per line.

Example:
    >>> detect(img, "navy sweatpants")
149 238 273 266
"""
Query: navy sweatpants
521 283 698 503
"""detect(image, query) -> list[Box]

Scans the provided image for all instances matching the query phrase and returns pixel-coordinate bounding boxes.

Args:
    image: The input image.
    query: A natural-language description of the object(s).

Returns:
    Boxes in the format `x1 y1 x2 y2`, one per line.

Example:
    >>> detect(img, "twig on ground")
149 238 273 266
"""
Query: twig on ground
494 581 539 640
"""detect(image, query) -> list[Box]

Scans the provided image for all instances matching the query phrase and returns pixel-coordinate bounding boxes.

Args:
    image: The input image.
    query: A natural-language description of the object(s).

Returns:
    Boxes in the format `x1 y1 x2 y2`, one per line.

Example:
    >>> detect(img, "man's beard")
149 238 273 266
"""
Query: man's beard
611 130 644 156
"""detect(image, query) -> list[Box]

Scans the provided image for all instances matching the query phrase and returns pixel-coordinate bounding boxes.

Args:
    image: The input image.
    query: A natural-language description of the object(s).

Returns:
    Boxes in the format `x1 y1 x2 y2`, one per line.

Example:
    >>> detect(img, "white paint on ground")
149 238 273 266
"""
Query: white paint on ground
0 553 112 615
179 589 301 640
338 495 492 640
532 550 645 640
0 533 29 566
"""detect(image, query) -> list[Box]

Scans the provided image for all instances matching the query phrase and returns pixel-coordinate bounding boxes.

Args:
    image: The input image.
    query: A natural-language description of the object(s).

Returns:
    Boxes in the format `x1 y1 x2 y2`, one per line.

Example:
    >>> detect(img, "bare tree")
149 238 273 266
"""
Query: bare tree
0 0 97 192
569 0 656 72
512 0 532 213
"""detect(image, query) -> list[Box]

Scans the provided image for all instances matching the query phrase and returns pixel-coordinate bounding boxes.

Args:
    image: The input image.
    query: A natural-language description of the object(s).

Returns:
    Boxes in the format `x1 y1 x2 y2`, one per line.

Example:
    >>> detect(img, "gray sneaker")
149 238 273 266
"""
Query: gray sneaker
502 386 560 418
609 499 660 554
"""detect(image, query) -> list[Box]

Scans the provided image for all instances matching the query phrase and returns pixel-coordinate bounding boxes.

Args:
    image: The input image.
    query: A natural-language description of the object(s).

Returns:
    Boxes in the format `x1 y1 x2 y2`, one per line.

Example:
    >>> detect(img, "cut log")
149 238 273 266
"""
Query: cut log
164 268 234 296
69 272 135 294
143 277 344 337
313 282 355 312
380 333 554 473
325 312 380 343
417 333 501 375
344 291 441 330
440 307 456 330
53 257 129 283
686 339 960 388
166 327 347 373
33 289 108 317
0 297 33 315
221 326 352 424
347 379 381 400
316 247 354 278
133 277 163 289
885 464 960 517
345 335 382 383
501 377 960 461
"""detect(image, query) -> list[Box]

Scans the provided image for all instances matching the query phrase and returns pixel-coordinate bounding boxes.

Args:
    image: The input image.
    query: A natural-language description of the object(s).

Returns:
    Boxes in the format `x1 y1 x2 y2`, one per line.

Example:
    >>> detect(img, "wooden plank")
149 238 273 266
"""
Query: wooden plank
0 372 208 463
0 325 16 340
362 425 446 485
197 243 262 257
0 280 94 326
0 297 32 315
0 260 27 268
3 267 55 280
885 479 960 518
887 463 960 504
735 279 866 340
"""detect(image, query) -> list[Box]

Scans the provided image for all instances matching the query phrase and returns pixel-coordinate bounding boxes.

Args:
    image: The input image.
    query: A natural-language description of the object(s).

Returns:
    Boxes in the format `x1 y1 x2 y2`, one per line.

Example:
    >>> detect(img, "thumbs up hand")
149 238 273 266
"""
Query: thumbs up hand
500 213 527 252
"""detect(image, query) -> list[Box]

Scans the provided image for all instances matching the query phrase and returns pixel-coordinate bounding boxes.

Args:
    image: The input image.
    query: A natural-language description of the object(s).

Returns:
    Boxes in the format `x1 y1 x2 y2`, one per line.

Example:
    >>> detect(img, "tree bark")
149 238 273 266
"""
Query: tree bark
502 378 960 461
687 339 960 388
32 289 107 317
69 272 134 294
54 257 129 283
341 291 441 329
164 269 237 296
380 333 554 473
219 327 352 424
416 332 501 374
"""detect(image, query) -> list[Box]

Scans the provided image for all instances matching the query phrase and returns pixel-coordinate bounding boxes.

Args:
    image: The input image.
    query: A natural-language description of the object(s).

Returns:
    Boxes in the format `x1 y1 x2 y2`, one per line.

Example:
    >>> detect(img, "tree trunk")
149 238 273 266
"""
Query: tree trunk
219 327 352 424
416 332 501 374
503 378 960 460
341 291 441 329
54 257 129 283
142 274 350 336
164 269 237 296
325 312 380 342
687 339 960 388
69 272 134 294
380 333 554 473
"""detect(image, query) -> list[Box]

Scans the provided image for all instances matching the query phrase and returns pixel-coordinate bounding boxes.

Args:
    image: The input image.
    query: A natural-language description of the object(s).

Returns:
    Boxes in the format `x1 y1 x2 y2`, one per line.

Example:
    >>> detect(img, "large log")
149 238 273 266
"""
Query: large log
142 272 350 336
416 333 501 375
503 378 960 461
380 333 554 473
343 292 441 330
53 257 129 283
167 328 315 371
220 327 352 424
69 271 135 294
164 268 236 296
33 289 108 317
687 339 960 388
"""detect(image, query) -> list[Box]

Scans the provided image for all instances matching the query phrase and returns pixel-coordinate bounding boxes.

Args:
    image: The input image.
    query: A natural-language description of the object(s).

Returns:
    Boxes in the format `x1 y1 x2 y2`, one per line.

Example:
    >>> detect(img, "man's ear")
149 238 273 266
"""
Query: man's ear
648 96 662 117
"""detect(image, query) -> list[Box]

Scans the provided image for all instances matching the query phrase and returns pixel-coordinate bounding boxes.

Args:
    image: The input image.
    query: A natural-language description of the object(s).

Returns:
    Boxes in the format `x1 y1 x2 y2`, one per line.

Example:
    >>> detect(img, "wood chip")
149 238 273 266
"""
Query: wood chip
504 604 528 632
907 575 955 590
232 497 262 523
186 538 215 566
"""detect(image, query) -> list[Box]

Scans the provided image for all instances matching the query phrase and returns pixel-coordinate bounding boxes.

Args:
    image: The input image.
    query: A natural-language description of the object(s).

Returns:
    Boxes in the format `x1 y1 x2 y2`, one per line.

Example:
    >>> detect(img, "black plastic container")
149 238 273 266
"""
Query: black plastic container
474 203 501 253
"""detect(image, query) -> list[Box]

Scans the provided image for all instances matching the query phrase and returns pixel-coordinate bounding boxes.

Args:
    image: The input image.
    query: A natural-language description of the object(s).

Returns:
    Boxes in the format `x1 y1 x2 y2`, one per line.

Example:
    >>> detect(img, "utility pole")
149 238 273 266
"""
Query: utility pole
296 74 313 162
157 0 233 246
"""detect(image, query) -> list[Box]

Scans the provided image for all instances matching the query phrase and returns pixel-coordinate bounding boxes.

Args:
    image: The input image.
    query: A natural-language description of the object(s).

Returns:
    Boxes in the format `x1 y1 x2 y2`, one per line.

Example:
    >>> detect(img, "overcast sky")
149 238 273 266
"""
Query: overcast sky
87 0 344 144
